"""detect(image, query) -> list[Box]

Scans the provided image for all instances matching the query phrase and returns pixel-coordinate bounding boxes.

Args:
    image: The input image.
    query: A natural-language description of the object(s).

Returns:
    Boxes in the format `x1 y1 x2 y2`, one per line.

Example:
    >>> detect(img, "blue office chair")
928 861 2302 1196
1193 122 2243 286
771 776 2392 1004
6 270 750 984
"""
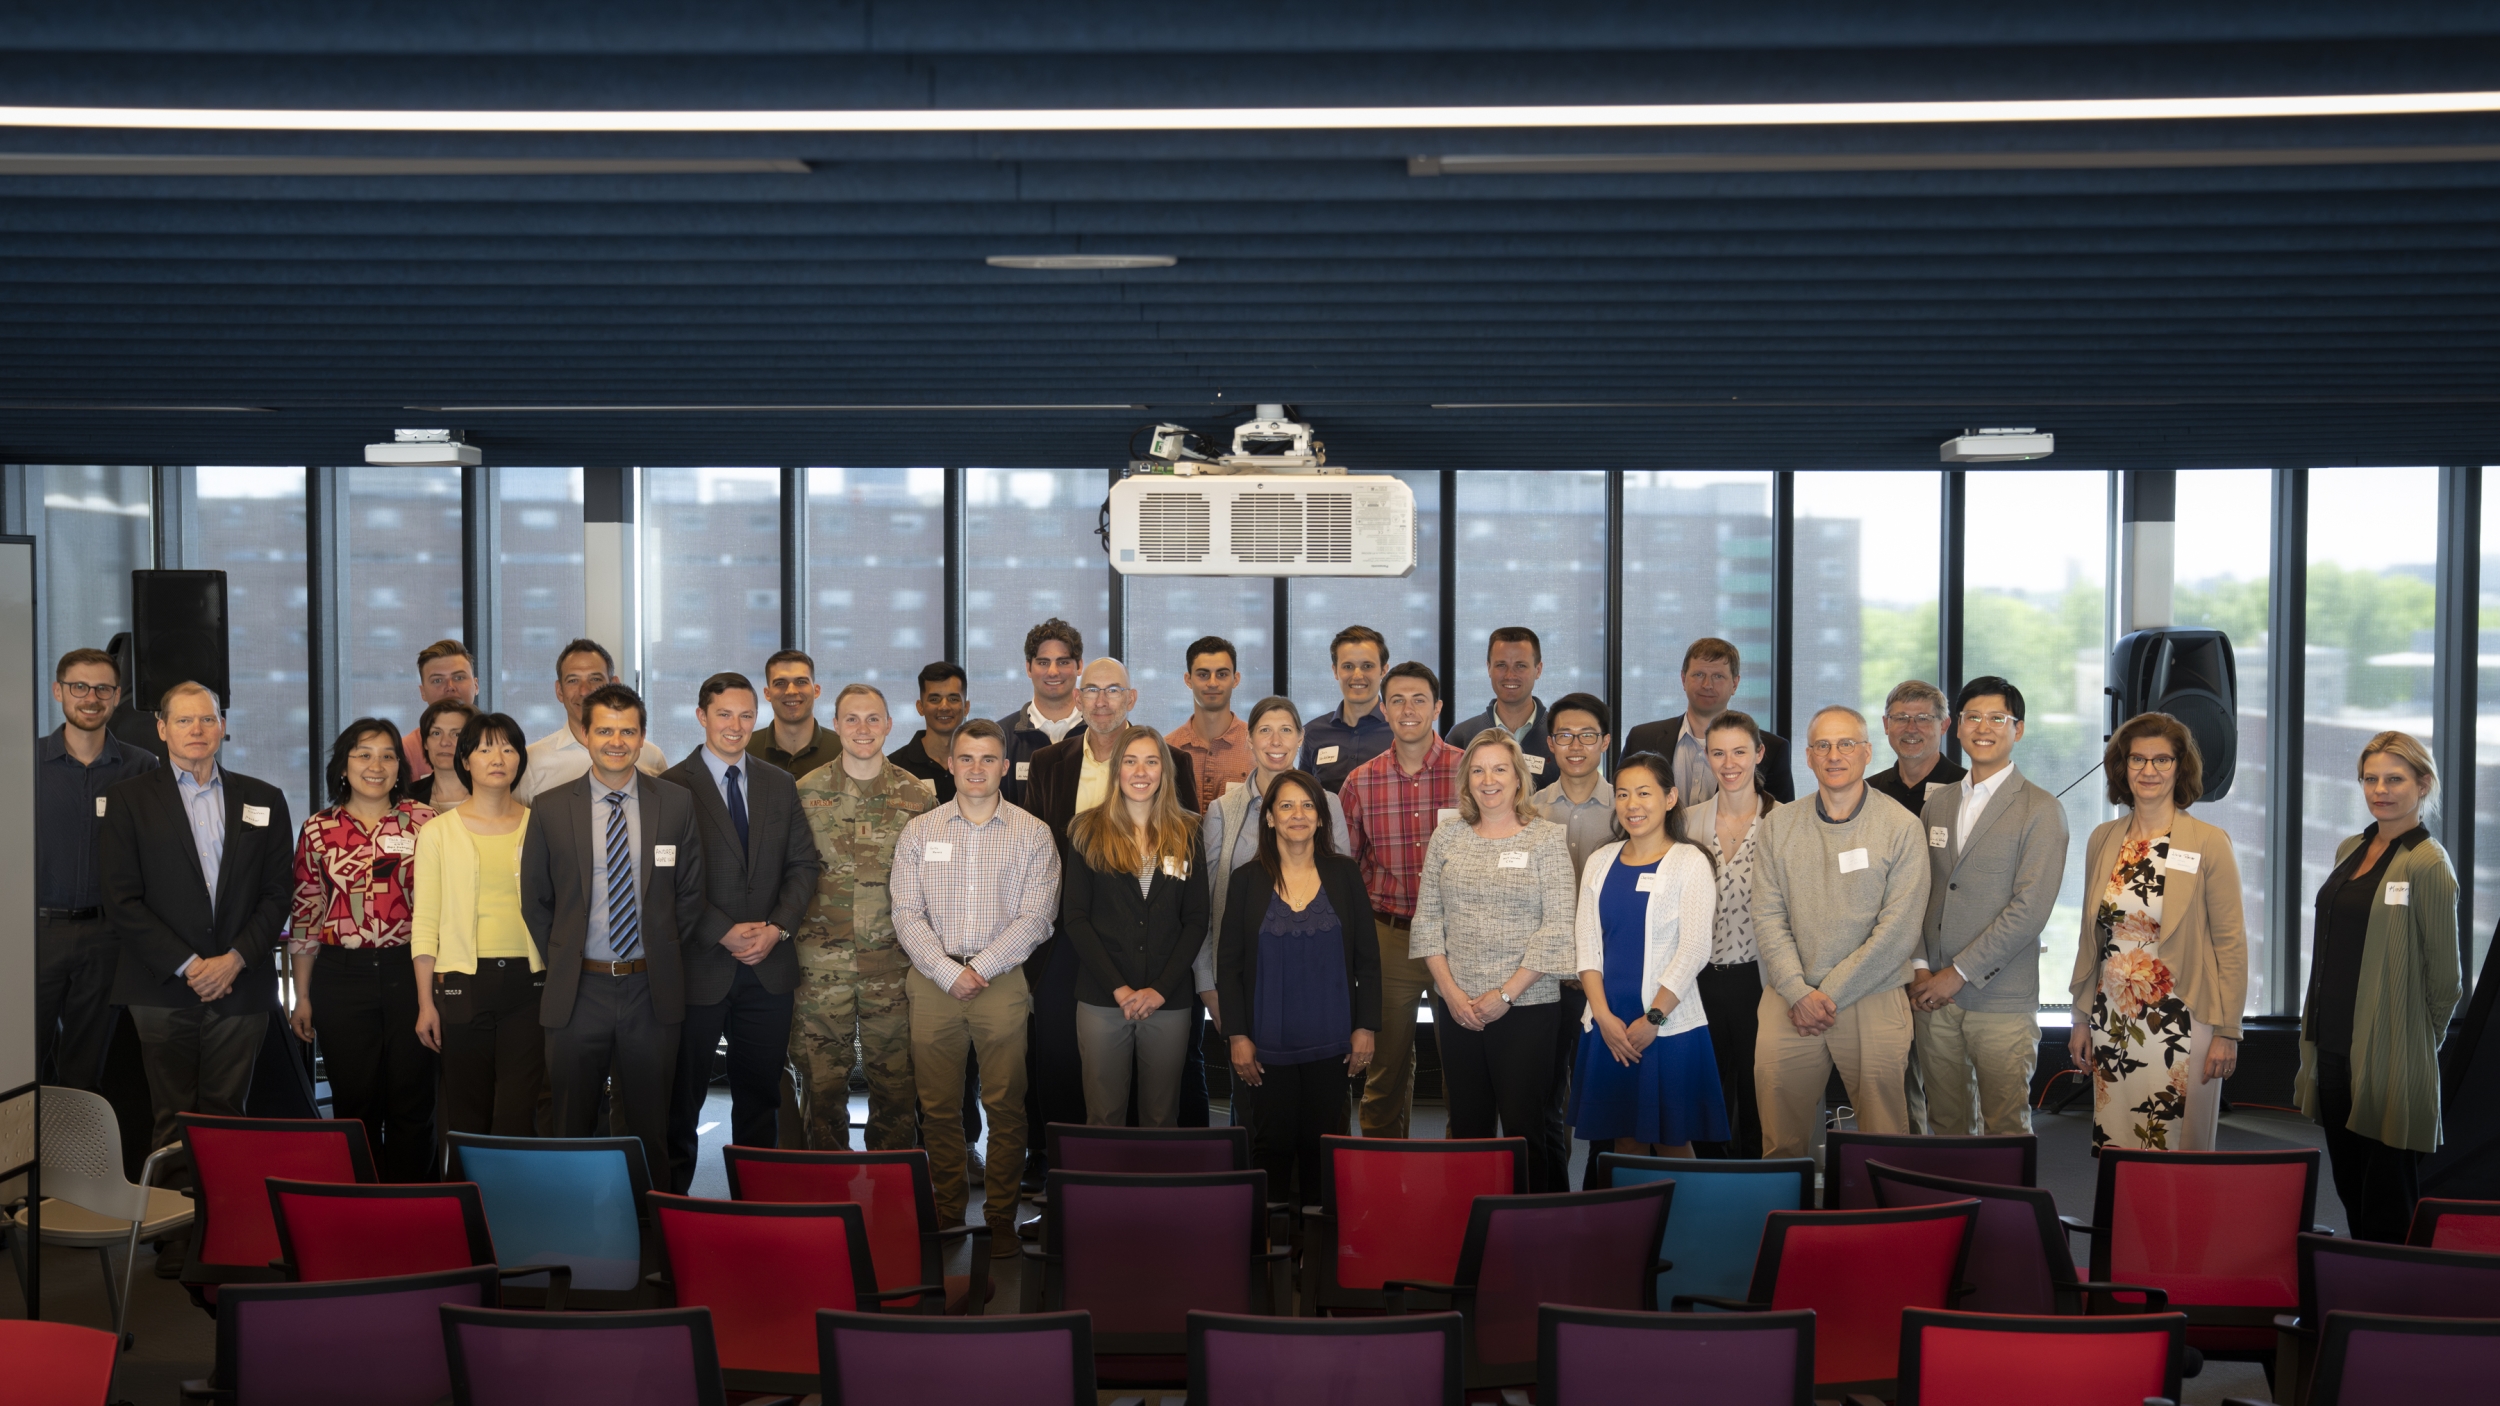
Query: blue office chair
445 1133 655 1308
1595 1154 1816 1309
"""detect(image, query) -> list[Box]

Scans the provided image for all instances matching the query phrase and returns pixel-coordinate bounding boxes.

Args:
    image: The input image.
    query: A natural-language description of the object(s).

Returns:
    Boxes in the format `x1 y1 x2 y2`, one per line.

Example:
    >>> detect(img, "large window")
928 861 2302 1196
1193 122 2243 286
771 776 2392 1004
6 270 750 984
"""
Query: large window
2172 469 2277 1011
1290 470 1440 725
2301 467 2441 986
1963 469 2111 1006
342 466 464 734
1620 472 1773 734
495 468 585 743
640 466 784 759
806 467 946 702
1127 575 1274 733
1451 471 1606 726
193 467 312 823
1794 471 1940 722
28 465 151 732
2478 467 2500 991
965 469 1113 720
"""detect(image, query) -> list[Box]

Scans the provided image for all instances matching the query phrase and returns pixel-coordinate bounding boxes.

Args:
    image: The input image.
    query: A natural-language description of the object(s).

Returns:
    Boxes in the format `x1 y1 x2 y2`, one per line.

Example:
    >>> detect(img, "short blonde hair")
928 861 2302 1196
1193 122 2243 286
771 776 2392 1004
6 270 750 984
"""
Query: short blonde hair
2358 730 2439 816
159 680 221 717
1455 728 1542 826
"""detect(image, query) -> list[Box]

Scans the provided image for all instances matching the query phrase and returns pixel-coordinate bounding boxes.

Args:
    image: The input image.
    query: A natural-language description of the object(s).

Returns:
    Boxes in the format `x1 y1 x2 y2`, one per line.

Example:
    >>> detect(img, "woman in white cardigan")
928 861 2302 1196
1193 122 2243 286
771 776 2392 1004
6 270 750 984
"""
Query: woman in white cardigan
1567 751 1728 1158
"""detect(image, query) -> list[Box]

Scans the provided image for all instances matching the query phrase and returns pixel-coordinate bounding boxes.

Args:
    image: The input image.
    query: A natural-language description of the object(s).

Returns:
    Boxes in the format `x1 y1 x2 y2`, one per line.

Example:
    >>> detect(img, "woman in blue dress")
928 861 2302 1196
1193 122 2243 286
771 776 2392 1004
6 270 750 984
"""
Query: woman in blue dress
1568 751 1730 1156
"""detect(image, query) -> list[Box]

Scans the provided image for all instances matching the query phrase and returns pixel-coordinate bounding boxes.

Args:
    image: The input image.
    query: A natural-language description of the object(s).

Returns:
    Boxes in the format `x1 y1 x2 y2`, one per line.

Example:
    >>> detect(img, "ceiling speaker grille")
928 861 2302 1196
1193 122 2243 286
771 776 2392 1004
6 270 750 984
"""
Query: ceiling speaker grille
1230 492 1304 562
1303 492 1355 563
1135 491 1211 562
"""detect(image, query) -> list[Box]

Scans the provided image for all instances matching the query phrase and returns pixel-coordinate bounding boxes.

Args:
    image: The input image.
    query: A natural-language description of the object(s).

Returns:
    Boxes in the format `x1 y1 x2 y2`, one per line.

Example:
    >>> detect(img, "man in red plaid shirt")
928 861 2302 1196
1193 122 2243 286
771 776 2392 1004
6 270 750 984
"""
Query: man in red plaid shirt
1339 660 1462 1138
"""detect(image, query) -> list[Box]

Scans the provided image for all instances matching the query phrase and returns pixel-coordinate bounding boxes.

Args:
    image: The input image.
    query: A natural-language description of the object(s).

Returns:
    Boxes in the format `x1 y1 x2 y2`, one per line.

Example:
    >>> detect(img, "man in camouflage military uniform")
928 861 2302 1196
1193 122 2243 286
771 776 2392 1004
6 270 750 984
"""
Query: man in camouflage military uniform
792 682 939 1149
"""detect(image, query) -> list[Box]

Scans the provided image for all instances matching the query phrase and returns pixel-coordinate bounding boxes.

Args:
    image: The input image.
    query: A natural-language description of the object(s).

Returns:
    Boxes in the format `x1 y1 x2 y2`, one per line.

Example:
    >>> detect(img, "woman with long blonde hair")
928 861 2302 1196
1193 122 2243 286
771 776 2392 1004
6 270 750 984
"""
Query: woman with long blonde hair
1060 724 1212 1126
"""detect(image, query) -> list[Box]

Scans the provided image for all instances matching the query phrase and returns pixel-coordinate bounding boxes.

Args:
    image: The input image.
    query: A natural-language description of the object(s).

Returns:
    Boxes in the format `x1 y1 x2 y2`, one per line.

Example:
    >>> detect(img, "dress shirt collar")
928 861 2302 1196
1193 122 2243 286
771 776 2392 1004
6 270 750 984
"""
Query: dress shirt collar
174 763 224 798
590 766 639 802
701 744 742 788
941 798 1013 830
1961 763 2013 806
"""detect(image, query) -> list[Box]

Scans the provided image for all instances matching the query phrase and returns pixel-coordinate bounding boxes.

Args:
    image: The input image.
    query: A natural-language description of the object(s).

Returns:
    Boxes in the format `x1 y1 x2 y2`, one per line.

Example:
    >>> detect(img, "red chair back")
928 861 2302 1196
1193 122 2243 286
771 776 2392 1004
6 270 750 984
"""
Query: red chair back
2090 1148 2315 1352
1896 1309 2183 1406
1 1319 120 1406
268 1180 495 1282
179 1113 376 1277
723 1147 933 1302
1752 1201 1979 1395
651 1192 878 1386
1320 1136 1525 1291
2406 1198 2500 1253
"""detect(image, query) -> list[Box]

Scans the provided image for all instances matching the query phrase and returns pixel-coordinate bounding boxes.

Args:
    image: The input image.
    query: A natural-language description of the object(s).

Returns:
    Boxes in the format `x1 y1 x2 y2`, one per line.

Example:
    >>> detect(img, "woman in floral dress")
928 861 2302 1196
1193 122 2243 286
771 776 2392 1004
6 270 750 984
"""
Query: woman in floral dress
2068 713 2248 1152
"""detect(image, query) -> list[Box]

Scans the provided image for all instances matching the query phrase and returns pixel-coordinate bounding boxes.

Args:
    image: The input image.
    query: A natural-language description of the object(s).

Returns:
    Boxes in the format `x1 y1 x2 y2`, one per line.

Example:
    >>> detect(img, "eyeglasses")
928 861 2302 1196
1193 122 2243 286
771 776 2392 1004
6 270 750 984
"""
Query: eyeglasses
1550 729 1605 746
59 681 120 700
1961 711 2017 728
2126 755 2178 772
1804 738 1868 755
1883 711 1940 726
1075 685 1131 701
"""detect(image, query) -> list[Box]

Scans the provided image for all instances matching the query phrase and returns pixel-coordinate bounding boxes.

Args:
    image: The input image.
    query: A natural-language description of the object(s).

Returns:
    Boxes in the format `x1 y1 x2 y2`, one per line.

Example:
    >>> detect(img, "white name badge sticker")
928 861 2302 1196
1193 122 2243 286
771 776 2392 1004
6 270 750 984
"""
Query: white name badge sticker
1436 808 1460 826
1837 848 1870 874
1635 871 1662 892
1929 826 1949 849
654 845 678 868
1924 780 1946 798
95 796 107 817
1015 762 1031 781
1498 851 1531 870
241 804 270 827
924 841 954 863
1161 855 1191 880
2386 881 2411 907
379 834 415 856
1316 746 1342 766
2167 849 2201 874
1523 755 1547 775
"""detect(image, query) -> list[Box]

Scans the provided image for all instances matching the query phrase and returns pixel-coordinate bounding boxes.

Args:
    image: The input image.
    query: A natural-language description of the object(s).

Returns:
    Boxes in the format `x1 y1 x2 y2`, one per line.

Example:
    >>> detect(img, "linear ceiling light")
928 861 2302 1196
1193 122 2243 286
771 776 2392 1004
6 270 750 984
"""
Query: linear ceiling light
408 403 1150 411
1410 144 2500 174
0 154 808 174
987 254 1176 270
5 92 2500 132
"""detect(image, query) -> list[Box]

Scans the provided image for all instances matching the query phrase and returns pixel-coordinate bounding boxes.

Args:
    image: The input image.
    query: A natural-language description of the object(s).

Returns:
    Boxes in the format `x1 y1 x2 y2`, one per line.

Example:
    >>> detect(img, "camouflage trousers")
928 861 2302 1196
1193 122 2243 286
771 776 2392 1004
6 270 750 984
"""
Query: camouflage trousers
789 965 918 1151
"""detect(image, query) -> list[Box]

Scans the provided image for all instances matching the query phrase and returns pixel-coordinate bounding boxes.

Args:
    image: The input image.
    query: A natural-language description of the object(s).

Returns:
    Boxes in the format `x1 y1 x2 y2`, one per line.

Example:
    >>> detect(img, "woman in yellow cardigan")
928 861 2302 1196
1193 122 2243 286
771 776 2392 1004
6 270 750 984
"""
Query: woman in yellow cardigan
2297 731 2462 1242
2068 713 2247 1152
411 712 543 1139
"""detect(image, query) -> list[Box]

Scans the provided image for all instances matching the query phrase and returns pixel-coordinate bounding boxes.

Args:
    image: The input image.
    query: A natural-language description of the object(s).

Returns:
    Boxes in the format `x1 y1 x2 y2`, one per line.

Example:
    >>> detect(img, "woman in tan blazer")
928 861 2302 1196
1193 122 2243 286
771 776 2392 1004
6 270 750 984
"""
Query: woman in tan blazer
2067 713 2247 1152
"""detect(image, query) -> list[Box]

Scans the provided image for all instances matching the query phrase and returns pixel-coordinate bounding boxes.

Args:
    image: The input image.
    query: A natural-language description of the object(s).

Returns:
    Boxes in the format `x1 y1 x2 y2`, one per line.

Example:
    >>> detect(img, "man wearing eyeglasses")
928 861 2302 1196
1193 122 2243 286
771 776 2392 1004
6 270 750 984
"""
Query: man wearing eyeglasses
1752 705 1930 1159
37 647 159 1091
1909 677 2068 1136
1866 680 1966 816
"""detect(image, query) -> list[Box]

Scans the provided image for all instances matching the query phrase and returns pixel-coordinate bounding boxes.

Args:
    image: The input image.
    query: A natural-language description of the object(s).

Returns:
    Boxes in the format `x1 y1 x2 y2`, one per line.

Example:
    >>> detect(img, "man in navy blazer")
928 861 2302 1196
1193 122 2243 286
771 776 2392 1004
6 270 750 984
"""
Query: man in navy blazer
98 681 294 1161
660 672 822 1192
521 683 708 1188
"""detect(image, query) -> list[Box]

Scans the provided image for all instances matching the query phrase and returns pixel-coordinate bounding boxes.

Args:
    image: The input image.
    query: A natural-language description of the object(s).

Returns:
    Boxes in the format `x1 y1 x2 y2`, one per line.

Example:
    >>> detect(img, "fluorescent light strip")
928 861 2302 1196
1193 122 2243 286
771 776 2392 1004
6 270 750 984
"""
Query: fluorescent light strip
6 92 2500 132
1411 144 2500 175
0 154 808 175
409 403 1149 412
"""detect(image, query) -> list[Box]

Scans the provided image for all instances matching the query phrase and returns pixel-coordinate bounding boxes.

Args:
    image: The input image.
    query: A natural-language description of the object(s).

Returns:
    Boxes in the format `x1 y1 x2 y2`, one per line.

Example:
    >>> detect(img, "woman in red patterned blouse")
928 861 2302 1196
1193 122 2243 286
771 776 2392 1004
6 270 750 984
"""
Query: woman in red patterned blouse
289 718 437 1181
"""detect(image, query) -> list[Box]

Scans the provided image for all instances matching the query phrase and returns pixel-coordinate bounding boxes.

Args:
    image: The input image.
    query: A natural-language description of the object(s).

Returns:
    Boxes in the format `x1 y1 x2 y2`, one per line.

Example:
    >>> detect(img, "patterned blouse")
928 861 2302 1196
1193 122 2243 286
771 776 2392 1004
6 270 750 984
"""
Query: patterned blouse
288 800 436 954
1696 802 1770 964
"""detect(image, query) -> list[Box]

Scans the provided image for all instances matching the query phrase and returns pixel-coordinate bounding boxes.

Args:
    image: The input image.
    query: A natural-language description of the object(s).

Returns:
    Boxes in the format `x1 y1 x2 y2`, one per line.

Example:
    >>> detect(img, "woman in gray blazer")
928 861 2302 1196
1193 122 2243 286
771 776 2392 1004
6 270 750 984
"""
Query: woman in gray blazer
1201 696 1348 1030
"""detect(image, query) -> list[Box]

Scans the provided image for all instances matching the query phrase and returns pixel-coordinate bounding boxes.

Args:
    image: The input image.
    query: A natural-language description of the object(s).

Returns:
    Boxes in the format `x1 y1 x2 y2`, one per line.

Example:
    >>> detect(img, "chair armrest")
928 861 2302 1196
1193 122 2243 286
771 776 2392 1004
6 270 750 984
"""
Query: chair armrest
2221 1399 2272 1406
935 1223 982 1241
1654 1259 1674 1275
2065 1280 2169 1312
141 1143 186 1191
2058 1215 2099 1239
2274 1313 2306 1334
498 1264 572 1312
1256 1248 1293 1263
1380 1278 1460 1316
2312 1225 2338 1237
864 1283 946 1311
1671 1294 1770 1313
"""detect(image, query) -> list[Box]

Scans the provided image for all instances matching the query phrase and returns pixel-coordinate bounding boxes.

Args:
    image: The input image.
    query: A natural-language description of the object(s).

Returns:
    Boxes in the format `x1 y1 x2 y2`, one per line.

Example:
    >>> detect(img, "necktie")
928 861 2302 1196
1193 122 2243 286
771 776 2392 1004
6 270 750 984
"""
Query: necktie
726 763 750 853
604 790 641 960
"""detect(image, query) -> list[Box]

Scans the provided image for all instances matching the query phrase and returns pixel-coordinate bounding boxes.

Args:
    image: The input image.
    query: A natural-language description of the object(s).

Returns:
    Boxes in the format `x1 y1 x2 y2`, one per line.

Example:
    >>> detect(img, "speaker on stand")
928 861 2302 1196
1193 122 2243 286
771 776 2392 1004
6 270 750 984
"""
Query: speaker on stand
2107 627 2239 801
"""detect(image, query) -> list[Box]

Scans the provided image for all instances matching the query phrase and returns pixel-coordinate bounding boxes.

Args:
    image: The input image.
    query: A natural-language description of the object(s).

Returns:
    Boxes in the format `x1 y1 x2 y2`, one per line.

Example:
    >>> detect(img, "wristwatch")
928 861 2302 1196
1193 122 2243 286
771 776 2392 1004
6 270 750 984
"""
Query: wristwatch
1643 1007 1669 1027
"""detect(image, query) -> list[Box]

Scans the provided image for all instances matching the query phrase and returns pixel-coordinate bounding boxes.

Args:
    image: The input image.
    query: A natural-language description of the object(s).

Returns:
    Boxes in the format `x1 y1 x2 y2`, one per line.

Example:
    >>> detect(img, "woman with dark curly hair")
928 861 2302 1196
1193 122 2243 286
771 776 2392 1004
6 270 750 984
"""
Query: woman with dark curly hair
2067 713 2247 1152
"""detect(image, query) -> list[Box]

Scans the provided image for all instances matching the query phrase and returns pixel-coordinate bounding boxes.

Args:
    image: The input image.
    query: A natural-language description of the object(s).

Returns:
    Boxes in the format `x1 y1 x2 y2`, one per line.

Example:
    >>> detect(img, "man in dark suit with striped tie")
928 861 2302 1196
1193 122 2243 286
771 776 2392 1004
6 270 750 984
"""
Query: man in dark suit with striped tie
521 682 708 1186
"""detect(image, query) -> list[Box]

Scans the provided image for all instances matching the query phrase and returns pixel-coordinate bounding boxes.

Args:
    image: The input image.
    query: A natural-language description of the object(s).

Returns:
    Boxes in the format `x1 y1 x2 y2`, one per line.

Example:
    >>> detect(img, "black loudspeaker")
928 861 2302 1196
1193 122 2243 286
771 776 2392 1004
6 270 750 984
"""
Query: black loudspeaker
129 568 230 713
2108 628 2238 802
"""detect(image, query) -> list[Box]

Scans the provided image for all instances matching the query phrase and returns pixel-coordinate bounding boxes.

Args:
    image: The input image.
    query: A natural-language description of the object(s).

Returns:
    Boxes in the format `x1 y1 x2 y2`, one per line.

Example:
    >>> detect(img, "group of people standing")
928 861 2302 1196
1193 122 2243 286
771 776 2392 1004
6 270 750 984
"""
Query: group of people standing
31 611 2463 1261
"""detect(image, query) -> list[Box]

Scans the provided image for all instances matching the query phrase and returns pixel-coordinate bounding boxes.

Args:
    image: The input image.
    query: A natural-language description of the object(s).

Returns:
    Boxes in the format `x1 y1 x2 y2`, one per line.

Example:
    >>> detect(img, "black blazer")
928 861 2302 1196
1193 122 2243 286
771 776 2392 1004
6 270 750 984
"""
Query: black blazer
1215 851 1382 1046
520 771 709 1027
1620 716 1796 804
1059 829 1211 1007
99 764 294 1014
1025 731 1200 848
661 748 823 1004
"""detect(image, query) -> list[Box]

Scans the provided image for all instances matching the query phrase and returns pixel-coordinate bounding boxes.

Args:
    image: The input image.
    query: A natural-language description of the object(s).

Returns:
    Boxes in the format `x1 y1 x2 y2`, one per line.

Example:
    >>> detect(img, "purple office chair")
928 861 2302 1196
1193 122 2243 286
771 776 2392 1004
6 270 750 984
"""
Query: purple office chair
2226 1311 2500 1406
1188 1310 1462 1406
1538 1303 1816 1406
1869 1160 2168 1317
2275 1232 2500 1400
1823 1131 2035 1209
1384 1180 1675 1390
440 1304 730 1406
818 1308 1095 1406
189 1265 498 1406
1019 1169 1287 1387
1044 1121 1249 1174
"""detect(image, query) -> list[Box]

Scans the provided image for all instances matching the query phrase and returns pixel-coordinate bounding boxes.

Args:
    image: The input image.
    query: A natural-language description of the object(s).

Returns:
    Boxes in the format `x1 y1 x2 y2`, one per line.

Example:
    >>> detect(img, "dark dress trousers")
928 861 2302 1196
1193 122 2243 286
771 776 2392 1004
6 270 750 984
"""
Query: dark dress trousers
1021 733 1204 1141
520 772 708 1188
98 763 294 1154
660 748 822 1192
1619 716 1796 804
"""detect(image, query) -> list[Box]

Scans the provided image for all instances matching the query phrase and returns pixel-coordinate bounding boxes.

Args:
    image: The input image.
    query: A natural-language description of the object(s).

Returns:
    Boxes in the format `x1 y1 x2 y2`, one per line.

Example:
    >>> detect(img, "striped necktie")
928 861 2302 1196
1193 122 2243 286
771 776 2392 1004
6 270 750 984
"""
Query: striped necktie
604 789 641 960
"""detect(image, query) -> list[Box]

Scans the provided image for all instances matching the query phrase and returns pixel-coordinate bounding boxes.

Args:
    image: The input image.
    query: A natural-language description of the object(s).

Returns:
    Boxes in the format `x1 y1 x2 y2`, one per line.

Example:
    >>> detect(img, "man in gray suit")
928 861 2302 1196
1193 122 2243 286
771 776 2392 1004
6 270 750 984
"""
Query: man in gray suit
662 672 823 1192
1910 675 2069 1136
522 682 708 1187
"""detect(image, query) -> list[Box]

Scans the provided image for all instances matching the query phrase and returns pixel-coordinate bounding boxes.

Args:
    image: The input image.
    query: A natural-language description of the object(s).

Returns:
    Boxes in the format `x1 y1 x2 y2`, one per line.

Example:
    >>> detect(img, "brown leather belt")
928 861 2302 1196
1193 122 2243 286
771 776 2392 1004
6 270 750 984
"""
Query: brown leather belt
1379 913 1414 930
582 958 648 976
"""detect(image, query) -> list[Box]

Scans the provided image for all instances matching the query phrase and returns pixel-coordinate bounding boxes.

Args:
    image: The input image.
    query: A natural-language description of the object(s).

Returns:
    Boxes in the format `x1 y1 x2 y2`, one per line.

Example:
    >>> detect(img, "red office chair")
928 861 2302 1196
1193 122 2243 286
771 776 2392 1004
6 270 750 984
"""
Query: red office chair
1895 1308 2188 1406
2074 1147 2321 1367
650 1192 930 1396
2405 1197 2500 1253
265 1179 569 1307
1298 1135 1526 1315
722 1145 988 1314
175 1112 375 1314
0 1319 120 1406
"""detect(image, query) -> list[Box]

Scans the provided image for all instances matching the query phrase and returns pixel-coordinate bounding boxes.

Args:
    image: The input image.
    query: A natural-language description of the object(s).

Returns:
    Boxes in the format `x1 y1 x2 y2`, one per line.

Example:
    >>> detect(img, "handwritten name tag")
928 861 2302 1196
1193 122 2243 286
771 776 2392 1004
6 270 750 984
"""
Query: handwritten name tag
2167 849 2201 874
1316 746 1342 765
1924 780 1947 798
1498 851 1530 870
1523 755 1546 775
1929 826 1949 849
1837 848 1870 874
1635 871 1661 892
379 834 415 856
654 845 678 867
95 796 107 818
1015 762 1031 781
925 841 954 863
1161 855 1191 880
2386 881 2411 907
241 804 270 827
1436 808 1460 826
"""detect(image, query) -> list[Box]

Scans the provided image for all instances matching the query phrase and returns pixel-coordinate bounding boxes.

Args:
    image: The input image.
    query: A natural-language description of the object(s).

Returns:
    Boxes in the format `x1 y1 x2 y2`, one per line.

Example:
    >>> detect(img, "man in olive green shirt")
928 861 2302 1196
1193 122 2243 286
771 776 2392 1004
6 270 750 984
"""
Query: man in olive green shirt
749 648 846 780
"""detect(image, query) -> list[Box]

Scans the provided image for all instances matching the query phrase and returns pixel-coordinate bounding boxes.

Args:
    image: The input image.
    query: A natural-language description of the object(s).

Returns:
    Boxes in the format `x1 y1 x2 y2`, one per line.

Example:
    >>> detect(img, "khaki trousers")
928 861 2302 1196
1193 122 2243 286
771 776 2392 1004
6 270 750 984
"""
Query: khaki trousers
1358 917 1435 1138
1755 984 1914 1161
907 965 1031 1232
1914 1004 2038 1137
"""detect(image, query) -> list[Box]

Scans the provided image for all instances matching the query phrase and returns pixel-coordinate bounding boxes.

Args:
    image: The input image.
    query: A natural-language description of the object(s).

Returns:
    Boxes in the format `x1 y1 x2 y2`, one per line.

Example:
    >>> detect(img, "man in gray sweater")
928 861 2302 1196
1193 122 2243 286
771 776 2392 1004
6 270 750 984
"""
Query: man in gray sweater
1752 704 1931 1159
1910 676 2068 1136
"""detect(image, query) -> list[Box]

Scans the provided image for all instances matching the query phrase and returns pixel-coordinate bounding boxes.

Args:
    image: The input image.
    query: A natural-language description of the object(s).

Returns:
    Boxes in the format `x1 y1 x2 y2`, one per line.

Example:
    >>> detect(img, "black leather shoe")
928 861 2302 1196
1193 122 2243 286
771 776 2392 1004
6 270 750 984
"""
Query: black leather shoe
154 1238 186 1279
